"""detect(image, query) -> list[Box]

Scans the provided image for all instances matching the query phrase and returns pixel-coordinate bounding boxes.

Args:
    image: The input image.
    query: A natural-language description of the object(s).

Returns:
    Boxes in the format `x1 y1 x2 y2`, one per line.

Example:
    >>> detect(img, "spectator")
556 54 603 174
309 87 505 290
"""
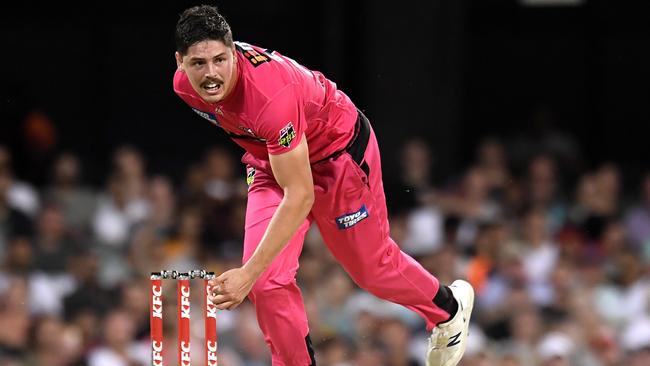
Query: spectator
23 316 83 366
93 173 149 248
621 316 650 366
315 268 356 339
0 145 40 218
43 152 97 240
112 146 148 204
32 205 78 274
87 310 149 366
0 277 31 360
536 331 575 366
525 154 567 235
63 249 112 331
625 172 650 257
519 209 559 306
500 306 543 365
162 205 203 272
200 147 245 249
144 175 176 236
0 169 33 263
475 137 511 200
1 236 33 276
92 170 150 286
3 128 650 365
437 167 502 249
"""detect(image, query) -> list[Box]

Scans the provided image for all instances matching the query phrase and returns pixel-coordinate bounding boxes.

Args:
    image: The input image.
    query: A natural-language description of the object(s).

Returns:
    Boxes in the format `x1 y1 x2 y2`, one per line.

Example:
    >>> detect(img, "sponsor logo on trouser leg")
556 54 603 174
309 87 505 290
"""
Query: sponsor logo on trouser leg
335 204 369 229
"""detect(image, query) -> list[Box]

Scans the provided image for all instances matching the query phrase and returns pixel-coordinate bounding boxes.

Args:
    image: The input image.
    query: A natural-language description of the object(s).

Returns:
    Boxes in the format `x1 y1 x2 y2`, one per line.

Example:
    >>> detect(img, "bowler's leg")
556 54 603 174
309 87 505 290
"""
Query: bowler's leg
244 166 316 365
311 131 451 330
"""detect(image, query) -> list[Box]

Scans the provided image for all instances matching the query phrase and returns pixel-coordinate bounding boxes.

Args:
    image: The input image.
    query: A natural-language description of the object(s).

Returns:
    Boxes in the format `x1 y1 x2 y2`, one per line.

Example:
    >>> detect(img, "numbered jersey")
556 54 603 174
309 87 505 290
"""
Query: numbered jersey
173 41 359 162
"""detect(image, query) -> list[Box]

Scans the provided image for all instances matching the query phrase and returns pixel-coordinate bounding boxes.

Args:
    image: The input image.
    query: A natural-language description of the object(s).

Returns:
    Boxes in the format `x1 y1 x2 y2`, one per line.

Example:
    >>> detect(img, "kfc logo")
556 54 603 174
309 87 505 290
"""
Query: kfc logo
180 286 190 319
152 340 163 366
151 285 162 319
207 340 218 366
180 341 191 366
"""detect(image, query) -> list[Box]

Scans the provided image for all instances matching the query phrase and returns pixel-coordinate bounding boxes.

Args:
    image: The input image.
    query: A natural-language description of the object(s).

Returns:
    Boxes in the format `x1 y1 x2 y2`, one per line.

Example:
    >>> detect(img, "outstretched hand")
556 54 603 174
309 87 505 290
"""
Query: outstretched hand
208 267 257 311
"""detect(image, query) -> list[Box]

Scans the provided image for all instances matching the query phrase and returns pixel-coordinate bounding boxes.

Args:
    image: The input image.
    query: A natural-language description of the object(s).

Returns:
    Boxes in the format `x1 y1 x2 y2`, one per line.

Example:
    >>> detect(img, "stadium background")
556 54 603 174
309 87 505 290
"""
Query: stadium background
1 0 649 365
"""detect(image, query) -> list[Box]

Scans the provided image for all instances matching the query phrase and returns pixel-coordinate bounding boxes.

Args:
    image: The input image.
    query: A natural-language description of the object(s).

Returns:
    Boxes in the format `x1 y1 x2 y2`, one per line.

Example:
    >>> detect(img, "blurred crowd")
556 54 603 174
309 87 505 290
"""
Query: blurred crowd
1 130 650 366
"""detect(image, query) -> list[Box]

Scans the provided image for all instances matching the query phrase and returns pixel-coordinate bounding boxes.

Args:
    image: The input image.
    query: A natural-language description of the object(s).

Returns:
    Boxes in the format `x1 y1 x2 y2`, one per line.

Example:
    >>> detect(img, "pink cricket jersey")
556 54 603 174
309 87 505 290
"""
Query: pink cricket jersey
173 42 358 162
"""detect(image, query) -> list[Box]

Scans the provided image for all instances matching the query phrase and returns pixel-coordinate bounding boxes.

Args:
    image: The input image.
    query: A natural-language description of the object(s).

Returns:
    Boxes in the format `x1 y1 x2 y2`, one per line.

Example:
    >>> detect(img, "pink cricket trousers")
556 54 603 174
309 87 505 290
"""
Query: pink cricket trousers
241 115 449 365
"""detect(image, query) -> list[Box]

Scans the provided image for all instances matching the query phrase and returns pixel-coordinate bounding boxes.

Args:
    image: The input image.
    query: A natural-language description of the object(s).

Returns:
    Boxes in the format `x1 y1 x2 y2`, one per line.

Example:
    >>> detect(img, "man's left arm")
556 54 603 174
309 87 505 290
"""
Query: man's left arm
208 135 313 310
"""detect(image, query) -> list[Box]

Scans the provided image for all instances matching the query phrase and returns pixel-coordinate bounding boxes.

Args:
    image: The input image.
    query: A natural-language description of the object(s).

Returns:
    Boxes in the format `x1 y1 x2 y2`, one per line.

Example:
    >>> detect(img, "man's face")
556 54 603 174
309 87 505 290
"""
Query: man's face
176 40 237 104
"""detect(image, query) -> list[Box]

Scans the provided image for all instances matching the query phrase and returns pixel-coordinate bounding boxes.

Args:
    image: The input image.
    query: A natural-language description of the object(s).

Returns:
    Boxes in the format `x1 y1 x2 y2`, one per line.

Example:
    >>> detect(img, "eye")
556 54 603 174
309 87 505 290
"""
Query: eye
192 60 205 67
215 58 224 64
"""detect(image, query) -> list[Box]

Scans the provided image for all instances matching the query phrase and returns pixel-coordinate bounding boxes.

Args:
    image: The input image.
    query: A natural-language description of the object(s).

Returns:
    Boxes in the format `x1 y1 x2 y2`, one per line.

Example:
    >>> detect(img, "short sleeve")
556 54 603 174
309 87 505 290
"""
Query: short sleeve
255 84 305 155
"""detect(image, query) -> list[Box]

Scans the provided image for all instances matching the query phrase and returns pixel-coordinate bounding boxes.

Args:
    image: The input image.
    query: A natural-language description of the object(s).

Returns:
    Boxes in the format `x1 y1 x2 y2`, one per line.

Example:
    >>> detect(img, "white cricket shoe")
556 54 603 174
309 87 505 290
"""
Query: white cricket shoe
426 279 475 366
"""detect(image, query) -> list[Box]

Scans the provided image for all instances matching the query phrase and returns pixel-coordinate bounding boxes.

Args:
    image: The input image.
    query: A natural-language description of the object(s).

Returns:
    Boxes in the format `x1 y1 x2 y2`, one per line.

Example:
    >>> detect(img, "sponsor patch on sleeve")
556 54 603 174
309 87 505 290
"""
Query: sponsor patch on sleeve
246 167 256 186
335 204 369 229
278 122 296 148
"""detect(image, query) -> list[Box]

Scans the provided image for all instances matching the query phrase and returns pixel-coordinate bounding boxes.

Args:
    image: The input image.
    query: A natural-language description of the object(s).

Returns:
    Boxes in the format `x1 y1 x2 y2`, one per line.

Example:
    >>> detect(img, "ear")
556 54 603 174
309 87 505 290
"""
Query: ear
175 51 183 70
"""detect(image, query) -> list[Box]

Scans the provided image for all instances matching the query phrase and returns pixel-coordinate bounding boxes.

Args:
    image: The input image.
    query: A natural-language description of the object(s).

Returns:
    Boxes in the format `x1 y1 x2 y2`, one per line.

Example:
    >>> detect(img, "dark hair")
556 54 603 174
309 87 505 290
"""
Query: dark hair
175 5 233 55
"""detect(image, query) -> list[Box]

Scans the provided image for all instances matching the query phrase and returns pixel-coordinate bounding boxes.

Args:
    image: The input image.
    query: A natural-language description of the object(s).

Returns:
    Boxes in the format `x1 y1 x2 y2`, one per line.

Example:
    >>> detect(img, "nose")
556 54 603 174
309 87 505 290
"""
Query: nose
206 63 218 78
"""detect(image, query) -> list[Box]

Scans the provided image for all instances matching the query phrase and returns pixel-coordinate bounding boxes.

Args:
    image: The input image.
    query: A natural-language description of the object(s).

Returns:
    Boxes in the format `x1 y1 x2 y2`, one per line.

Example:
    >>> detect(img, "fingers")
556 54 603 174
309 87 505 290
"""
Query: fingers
207 290 243 311
210 283 222 297
210 275 227 296
206 270 245 311
216 301 236 310
210 278 226 297
209 278 225 288
208 296 239 310
215 272 226 282
209 294 230 305
215 300 239 310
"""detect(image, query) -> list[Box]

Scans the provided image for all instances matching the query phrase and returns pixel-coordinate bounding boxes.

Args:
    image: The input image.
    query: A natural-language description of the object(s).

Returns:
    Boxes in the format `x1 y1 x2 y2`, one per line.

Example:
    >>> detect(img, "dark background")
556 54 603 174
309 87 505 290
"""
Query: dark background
1 0 648 187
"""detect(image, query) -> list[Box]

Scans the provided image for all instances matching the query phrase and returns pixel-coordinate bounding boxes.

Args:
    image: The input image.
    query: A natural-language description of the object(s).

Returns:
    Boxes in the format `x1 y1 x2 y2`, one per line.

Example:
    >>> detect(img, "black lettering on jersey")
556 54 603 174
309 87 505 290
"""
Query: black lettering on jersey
191 108 220 127
235 42 272 67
